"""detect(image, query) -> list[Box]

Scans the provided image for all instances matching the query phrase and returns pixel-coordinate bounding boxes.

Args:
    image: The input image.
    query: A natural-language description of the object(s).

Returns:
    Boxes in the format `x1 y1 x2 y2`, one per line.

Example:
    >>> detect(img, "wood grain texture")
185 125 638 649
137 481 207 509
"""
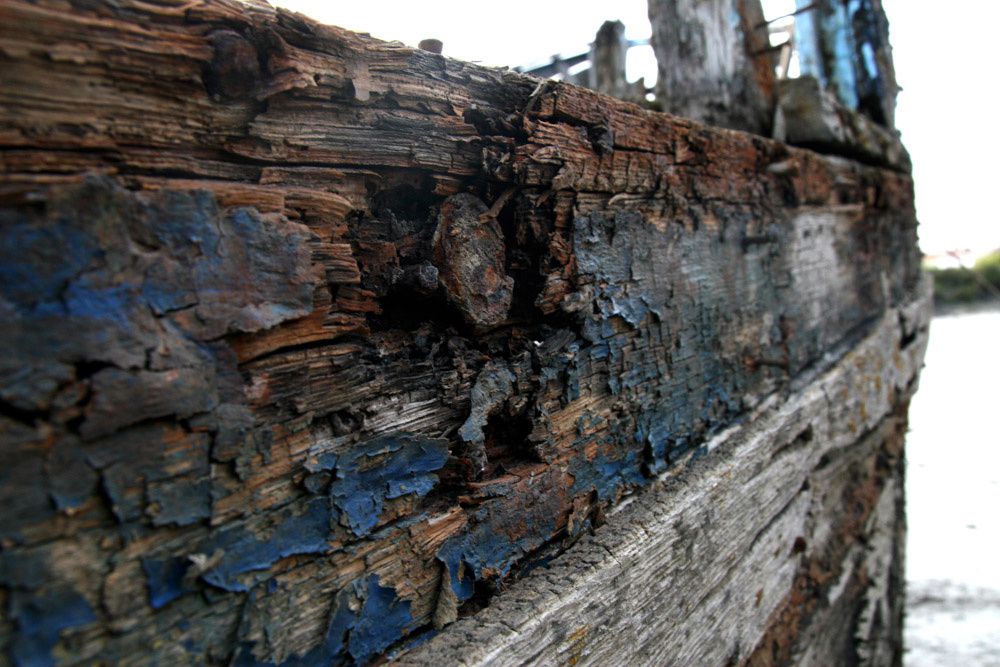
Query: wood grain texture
400 289 929 666
648 0 775 134
0 1 924 665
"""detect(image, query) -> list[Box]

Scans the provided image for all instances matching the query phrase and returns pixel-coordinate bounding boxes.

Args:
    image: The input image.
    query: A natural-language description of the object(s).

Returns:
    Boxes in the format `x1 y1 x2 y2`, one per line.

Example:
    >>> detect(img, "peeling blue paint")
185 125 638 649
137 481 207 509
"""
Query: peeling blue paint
574 210 657 330
570 451 645 501
143 434 446 604
199 498 332 593
86 424 213 525
63 283 137 328
438 522 516 602
347 575 413 663
46 442 98 513
1 551 97 666
142 556 191 609
458 361 515 448
305 451 338 474
232 575 411 666
570 208 747 480
0 223 98 310
8 588 96 667
326 435 449 537
146 477 212 527
438 497 559 601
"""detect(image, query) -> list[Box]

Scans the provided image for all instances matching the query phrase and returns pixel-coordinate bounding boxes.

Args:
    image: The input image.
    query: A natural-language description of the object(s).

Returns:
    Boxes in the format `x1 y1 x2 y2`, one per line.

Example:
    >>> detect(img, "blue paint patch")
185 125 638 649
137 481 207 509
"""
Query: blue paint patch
437 540 477 602
327 435 449 537
438 530 516 603
141 187 222 251
140 279 197 315
437 497 559 601
0 223 98 310
63 282 136 328
458 361 515 449
46 442 98 513
304 451 338 474
142 556 192 609
794 0 825 84
348 576 413 663
8 588 96 667
232 575 412 666
569 451 645 501
86 424 213 525
570 207 753 482
637 413 673 475
588 341 609 361
147 477 212 527
199 498 332 593
0 551 47 591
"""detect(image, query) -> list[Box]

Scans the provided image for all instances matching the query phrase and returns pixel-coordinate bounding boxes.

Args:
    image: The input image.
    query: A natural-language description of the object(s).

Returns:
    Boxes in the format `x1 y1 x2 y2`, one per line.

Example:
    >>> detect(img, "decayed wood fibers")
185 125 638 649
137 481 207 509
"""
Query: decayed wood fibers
401 290 929 666
0 1 924 664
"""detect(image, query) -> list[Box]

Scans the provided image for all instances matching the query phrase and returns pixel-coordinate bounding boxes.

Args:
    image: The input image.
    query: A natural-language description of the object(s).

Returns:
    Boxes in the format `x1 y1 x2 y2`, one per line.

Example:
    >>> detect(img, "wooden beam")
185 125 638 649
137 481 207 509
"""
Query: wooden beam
0 1 924 664
400 291 929 665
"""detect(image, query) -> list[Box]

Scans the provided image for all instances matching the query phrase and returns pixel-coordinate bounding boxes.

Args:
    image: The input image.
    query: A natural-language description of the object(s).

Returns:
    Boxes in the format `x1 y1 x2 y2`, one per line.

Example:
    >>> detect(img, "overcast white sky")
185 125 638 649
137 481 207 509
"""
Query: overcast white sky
272 0 998 258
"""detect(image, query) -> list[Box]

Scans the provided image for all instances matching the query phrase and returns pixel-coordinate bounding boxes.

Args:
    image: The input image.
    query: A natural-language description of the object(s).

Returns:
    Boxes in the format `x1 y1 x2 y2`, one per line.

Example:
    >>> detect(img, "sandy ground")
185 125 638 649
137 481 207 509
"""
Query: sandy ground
905 306 1000 665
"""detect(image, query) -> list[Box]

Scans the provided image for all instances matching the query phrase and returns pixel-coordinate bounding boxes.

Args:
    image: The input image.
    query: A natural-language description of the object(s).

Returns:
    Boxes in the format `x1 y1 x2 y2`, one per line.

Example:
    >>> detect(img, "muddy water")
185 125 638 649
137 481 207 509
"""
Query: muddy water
905 306 1000 665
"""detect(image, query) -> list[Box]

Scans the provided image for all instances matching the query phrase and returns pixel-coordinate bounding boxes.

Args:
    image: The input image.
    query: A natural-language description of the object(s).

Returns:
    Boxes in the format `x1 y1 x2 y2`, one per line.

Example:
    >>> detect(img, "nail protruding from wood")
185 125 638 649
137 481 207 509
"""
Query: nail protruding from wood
419 39 443 55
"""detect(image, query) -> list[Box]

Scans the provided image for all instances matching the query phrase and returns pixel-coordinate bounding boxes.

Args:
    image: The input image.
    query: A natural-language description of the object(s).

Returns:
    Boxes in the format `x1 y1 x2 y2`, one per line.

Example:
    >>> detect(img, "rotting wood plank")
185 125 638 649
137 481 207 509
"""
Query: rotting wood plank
400 290 929 666
0 1 925 665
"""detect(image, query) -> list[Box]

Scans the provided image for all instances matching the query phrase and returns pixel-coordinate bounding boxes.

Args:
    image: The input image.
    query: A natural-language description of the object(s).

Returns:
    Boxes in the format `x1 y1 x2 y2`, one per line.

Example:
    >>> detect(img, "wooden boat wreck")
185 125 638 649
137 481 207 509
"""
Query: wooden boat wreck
0 0 927 664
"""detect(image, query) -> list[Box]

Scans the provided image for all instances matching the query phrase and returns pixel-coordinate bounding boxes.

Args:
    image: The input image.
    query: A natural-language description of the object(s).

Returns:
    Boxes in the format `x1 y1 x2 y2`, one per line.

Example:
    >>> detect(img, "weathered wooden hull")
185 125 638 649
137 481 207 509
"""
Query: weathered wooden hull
401 296 929 666
0 1 926 665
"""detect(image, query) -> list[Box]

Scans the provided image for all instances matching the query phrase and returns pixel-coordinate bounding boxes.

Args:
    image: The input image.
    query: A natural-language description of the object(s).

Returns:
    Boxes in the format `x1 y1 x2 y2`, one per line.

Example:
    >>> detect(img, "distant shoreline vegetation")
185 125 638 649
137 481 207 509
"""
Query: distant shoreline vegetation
928 249 1000 308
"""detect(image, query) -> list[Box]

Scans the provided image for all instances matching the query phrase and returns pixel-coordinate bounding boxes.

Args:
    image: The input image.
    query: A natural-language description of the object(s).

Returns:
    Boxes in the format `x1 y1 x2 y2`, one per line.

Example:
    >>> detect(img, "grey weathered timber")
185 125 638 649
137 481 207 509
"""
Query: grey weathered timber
648 0 775 134
588 20 648 104
0 0 924 665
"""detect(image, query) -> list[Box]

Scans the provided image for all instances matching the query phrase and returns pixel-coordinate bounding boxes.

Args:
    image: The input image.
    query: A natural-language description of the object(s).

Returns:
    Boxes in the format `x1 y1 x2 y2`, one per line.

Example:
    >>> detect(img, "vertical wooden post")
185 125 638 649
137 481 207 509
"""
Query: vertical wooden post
648 0 775 134
793 0 898 127
589 21 630 99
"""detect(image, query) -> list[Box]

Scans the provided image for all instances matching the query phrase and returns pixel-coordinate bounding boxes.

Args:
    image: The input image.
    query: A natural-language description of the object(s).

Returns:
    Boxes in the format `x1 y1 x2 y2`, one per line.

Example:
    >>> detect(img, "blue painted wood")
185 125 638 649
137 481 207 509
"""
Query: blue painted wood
794 0 826 84
819 0 860 109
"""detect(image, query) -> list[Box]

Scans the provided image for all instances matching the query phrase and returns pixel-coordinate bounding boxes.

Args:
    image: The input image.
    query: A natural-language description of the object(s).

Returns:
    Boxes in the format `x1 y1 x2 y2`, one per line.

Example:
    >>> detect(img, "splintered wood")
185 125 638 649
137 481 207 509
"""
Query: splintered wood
0 1 925 665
